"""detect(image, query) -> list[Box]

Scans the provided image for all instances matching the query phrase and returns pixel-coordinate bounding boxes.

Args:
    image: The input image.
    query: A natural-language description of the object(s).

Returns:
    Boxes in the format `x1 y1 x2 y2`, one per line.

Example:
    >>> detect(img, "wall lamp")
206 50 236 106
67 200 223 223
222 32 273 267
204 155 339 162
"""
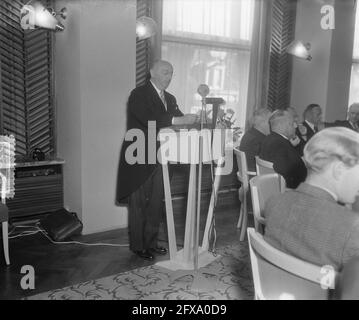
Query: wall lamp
20 0 67 31
136 16 157 41
286 40 312 61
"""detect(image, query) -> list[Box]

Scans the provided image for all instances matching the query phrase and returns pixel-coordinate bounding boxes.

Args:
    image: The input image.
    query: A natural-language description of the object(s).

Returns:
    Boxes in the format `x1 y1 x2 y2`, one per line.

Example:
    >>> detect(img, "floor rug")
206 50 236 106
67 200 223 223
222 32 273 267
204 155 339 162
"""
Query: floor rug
26 241 253 300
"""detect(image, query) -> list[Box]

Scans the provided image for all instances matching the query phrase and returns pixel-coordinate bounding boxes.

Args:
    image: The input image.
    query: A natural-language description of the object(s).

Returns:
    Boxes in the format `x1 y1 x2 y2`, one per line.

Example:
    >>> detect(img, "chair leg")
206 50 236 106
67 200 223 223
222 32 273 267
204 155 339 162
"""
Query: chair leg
237 206 243 228
239 208 248 241
237 186 245 228
239 196 247 241
2 221 10 265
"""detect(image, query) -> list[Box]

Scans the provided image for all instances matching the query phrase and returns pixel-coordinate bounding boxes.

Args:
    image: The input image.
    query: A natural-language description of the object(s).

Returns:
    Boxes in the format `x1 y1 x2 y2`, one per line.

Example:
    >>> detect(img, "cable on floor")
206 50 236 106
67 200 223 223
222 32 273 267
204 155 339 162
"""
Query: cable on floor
8 223 129 247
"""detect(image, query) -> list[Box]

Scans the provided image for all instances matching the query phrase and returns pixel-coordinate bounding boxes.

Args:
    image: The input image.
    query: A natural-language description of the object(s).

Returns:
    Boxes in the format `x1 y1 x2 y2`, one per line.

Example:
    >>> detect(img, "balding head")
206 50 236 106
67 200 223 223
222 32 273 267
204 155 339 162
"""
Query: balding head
252 108 271 135
269 110 296 139
150 60 173 91
348 103 359 124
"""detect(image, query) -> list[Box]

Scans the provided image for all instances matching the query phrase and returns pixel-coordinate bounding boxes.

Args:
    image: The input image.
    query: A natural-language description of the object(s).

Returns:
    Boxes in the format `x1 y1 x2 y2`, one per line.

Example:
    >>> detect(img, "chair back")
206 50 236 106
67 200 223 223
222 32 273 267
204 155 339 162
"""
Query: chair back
255 156 275 175
234 149 256 189
250 173 285 232
247 228 337 300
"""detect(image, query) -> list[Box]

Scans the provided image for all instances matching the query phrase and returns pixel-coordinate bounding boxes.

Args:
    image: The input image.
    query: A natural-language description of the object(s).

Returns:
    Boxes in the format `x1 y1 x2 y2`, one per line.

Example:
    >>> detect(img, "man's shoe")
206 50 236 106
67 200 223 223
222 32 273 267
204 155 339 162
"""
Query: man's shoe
134 250 154 261
150 246 167 255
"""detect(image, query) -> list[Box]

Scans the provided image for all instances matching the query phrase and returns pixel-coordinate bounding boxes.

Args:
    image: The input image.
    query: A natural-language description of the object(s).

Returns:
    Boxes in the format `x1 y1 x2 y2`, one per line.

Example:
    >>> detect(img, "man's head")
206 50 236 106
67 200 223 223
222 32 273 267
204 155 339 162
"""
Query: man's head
269 110 296 139
348 103 359 124
303 104 322 126
252 108 272 135
150 60 173 91
304 127 359 204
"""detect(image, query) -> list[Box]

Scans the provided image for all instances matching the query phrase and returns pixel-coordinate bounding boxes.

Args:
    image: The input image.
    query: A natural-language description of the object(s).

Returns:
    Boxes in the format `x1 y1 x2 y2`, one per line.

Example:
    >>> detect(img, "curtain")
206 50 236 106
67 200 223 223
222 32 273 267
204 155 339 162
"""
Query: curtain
245 0 273 129
161 0 255 129
349 1 359 105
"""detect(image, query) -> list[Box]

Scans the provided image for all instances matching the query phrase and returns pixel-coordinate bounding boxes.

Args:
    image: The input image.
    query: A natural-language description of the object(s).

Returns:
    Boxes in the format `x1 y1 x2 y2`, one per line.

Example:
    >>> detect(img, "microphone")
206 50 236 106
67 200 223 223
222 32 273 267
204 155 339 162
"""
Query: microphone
197 84 210 98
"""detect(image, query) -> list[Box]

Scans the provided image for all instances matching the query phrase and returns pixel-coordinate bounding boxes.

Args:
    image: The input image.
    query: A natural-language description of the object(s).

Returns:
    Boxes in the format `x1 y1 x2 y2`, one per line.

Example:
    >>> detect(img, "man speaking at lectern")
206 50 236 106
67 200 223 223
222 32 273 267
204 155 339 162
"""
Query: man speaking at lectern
117 60 198 260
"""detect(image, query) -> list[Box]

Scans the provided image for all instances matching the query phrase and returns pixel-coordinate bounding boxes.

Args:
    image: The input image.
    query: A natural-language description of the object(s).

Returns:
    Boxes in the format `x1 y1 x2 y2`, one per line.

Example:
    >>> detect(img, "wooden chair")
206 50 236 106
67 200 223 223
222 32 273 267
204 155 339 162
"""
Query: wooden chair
0 172 9 265
255 156 286 190
255 156 275 175
234 148 256 241
249 173 285 234
247 228 337 300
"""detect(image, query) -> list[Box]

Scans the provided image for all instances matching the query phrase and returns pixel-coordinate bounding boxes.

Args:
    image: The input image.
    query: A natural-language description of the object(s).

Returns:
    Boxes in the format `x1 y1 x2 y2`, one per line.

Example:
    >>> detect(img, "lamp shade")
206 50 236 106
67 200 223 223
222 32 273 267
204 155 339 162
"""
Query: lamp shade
286 40 312 61
31 1 64 31
136 16 157 41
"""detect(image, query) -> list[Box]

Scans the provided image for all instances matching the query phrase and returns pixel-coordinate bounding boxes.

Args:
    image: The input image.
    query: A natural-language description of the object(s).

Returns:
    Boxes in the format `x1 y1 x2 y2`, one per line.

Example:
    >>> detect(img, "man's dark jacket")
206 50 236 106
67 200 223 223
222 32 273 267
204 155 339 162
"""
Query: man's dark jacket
259 132 307 189
239 127 266 172
116 82 183 202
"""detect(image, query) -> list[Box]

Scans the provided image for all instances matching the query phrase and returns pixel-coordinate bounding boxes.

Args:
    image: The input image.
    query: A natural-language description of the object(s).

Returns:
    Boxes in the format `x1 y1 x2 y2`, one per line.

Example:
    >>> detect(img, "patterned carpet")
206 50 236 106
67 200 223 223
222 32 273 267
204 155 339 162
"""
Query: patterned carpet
26 241 253 300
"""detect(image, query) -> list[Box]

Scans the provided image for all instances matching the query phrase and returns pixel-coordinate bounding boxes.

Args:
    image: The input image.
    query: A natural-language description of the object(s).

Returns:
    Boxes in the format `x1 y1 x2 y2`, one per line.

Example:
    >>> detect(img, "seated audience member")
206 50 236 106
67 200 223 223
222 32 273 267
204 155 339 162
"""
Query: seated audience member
239 108 271 172
259 110 307 189
287 107 306 155
264 127 359 271
296 104 323 142
331 103 359 132
337 257 359 299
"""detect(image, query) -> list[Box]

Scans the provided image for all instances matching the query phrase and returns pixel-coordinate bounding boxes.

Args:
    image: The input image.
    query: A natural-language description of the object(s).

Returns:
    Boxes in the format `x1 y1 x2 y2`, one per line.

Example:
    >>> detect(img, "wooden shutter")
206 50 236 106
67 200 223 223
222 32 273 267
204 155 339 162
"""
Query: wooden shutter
136 0 152 87
267 0 296 110
0 0 55 158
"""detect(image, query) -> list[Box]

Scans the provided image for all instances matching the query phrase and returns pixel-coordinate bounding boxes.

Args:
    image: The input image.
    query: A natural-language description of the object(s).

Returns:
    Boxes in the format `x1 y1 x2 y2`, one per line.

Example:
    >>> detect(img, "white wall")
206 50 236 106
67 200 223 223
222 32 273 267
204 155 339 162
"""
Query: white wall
55 0 135 234
291 0 356 121
290 0 334 120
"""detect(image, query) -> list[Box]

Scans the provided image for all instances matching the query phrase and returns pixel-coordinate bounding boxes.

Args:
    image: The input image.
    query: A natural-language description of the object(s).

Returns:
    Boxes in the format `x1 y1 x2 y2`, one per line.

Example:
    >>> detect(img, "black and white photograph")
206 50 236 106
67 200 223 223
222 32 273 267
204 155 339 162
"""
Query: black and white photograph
0 0 359 303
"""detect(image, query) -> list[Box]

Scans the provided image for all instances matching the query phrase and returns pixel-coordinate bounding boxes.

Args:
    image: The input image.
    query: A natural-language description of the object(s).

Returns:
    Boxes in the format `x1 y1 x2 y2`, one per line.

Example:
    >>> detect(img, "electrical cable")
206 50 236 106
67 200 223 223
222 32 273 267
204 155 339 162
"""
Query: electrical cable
7 223 129 247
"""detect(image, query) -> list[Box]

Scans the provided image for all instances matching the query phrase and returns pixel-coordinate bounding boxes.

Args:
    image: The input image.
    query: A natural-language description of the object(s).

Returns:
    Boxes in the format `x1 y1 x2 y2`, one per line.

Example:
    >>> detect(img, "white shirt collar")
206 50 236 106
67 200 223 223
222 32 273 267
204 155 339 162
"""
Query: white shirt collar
276 132 289 140
150 80 162 97
305 120 315 131
307 182 338 201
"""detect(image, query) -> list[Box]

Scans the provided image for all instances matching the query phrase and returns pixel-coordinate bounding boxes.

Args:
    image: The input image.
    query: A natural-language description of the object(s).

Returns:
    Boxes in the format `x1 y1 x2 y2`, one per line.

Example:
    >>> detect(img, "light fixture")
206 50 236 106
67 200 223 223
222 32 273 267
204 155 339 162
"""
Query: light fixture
20 0 66 31
286 40 312 61
136 16 157 41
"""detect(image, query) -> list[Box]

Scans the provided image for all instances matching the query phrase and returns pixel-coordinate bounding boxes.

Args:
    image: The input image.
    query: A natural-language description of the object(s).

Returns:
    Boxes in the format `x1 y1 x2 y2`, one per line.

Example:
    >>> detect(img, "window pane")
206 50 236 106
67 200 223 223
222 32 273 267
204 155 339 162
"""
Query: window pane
162 41 250 127
163 0 254 43
349 63 359 105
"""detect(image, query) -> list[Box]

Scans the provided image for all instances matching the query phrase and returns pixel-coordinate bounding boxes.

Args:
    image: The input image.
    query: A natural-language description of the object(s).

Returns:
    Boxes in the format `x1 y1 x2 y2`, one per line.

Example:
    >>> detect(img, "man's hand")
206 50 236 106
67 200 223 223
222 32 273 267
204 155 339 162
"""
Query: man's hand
290 135 301 147
173 114 199 125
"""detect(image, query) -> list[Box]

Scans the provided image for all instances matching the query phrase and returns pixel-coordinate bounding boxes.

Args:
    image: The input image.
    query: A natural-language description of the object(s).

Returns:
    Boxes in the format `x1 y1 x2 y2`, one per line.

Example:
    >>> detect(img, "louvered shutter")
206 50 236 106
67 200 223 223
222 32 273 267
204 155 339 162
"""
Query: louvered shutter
267 0 296 111
136 0 152 87
0 0 55 158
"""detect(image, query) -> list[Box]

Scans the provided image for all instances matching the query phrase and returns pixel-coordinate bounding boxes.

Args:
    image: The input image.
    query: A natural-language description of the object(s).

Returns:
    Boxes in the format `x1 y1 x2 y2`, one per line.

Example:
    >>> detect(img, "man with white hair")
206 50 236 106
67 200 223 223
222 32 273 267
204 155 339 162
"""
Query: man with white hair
239 108 271 171
333 103 359 131
259 110 307 189
264 127 359 271
117 60 198 260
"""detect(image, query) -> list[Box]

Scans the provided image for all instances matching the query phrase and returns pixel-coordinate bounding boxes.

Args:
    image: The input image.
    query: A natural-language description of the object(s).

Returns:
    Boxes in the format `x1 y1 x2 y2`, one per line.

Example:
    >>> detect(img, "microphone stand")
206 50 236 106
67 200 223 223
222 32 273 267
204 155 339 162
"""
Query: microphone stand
194 94 205 272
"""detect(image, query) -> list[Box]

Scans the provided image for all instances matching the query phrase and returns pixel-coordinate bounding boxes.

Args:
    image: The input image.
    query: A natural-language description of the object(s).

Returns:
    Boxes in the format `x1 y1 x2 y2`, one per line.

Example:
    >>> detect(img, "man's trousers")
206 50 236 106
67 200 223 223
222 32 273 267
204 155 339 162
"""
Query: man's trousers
128 166 164 252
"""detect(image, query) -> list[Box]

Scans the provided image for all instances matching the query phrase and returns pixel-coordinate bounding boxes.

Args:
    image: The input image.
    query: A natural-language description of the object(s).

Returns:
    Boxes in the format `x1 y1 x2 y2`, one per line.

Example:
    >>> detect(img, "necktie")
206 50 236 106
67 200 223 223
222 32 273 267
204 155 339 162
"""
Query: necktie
160 90 167 111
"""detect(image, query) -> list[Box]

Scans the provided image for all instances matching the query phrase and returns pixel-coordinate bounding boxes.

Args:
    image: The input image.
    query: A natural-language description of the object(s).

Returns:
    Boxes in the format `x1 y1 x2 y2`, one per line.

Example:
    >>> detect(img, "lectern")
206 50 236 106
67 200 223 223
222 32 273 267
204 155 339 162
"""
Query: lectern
156 128 225 271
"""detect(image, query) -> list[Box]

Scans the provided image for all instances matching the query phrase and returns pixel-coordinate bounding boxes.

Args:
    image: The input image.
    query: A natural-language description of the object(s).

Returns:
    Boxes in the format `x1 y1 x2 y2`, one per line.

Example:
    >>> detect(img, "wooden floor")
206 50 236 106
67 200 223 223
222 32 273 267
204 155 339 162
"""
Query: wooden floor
0 201 250 300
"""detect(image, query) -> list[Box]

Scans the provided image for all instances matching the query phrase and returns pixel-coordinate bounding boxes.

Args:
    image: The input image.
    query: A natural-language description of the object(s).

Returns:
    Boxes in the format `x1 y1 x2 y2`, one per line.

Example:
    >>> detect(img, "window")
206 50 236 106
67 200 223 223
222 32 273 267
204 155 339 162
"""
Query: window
161 0 255 128
349 3 359 106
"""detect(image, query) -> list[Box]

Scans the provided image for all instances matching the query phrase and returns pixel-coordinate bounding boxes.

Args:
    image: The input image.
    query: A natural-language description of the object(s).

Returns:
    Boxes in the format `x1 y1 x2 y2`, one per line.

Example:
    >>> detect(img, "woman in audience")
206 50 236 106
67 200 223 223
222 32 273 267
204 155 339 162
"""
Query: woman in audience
264 127 359 271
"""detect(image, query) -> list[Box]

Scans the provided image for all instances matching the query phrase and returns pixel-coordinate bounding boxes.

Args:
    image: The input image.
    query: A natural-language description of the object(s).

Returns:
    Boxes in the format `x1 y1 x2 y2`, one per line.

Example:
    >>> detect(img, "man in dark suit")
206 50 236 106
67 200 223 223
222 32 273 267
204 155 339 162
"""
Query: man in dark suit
239 108 271 172
116 60 198 260
259 110 307 189
296 103 322 143
331 103 359 132
264 127 359 271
